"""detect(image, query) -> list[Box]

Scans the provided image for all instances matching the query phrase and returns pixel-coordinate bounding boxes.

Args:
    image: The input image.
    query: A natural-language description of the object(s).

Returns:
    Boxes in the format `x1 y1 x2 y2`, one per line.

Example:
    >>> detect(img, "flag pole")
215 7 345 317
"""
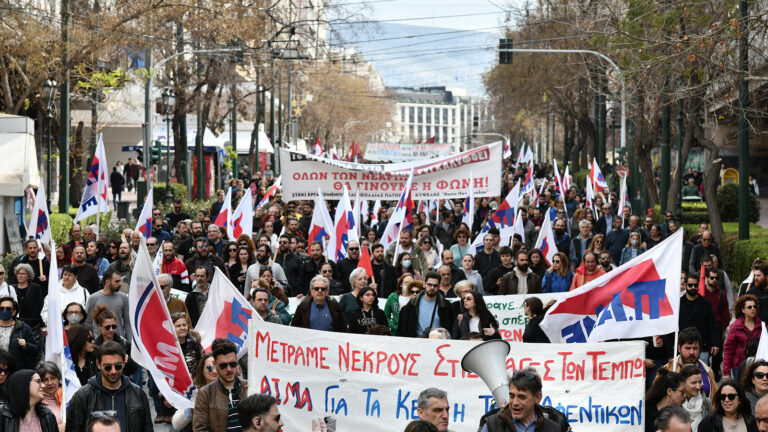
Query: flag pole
673 331 679 372
60 349 67 424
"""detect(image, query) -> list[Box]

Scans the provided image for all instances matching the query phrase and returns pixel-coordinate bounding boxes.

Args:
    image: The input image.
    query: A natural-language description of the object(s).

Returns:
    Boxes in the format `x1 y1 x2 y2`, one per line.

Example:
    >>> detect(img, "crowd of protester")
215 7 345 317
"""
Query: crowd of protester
0 157 764 432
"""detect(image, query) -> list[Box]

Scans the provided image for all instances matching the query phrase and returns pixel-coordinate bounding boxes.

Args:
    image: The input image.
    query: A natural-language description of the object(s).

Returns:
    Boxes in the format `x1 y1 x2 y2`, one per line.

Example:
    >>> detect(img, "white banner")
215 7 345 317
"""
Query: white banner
247 321 645 432
279 142 502 200
364 143 452 162
287 293 565 342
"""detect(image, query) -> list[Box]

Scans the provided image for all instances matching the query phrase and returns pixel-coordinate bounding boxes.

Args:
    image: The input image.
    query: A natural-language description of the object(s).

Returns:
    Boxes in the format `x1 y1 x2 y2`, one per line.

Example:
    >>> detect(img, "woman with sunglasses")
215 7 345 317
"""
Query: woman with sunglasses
0 369 58 432
698 380 758 432
419 236 439 271
645 368 685 432
224 241 239 268
743 361 768 415
67 324 98 385
450 228 471 268
542 252 574 293
384 274 415 334
92 306 138 378
680 364 711 431
228 245 254 293
171 353 219 431
452 291 499 341
724 295 762 381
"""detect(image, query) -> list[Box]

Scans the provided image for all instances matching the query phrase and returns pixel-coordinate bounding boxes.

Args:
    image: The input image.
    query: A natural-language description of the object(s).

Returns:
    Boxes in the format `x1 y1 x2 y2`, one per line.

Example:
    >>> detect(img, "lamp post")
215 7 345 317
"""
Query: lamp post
257 84 266 174
229 95 237 179
161 88 175 202
42 79 57 211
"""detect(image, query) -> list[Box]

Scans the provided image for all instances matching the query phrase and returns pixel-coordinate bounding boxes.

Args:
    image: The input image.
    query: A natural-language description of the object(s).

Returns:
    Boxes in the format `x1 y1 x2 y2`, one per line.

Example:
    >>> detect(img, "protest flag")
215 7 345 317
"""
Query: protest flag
330 186 355 261
381 170 414 249
228 187 254 241
370 200 381 228
312 138 324 157
512 209 526 244
590 158 609 193
462 171 475 230
553 159 563 197
562 165 571 193
585 176 596 217
756 322 768 361
213 187 232 228
533 209 557 266
44 239 81 413
129 238 194 409
307 189 334 256
470 180 519 252
195 267 258 358
134 186 154 239
503 141 512 159
74 134 109 224
540 229 683 343
357 243 374 279
27 182 51 246
257 176 282 208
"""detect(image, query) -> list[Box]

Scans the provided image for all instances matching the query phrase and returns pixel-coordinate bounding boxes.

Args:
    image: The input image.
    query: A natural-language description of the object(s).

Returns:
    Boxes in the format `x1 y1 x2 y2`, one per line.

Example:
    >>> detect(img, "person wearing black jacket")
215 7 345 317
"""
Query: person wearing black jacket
370 244 397 298
0 297 40 370
680 274 721 364
486 247 515 295
66 341 153 432
0 370 59 432
274 234 302 294
474 234 501 284
290 275 347 332
336 241 361 293
297 242 337 297
397 272 456 338
434 211 456 251
451 291 500 340
522 297 550 343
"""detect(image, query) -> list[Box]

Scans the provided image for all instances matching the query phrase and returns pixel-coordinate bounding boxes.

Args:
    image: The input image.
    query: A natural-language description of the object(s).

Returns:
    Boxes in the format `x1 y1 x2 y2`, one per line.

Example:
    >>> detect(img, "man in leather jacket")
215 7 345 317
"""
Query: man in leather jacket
66 341 152 432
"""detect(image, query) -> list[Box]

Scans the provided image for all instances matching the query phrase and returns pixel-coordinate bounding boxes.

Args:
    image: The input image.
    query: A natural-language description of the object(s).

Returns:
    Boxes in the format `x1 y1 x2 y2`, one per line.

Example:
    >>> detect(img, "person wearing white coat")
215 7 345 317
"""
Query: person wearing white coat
40 266 90 325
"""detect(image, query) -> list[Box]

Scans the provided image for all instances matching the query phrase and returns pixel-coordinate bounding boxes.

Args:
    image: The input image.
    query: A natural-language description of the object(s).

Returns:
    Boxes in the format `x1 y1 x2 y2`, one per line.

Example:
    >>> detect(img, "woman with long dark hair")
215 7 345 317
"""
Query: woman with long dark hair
680 364 711 431
349 287 388 334
724 295 762 380
228 245 254 292
645 369 685 432
0 349 17 404
541 252 574 293
452 291 500 340
67 324 98 385
85 240 110 278
224 241 239 268
522 297 552 343
394 252 419 280
0 369 58 431
742 360 768 415
698 380 758 432
527 249 548 278
171 352 219 431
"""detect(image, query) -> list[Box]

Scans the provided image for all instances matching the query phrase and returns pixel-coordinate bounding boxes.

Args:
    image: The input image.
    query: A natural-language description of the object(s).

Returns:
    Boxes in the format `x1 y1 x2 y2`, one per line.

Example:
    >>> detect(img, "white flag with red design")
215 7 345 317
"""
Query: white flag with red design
213 187 232 227
228 188 254 240
533 209 557 266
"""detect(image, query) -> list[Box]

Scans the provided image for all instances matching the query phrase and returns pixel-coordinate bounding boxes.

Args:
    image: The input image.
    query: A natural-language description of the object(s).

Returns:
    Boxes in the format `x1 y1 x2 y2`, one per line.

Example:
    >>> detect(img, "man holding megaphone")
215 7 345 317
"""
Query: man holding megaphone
479 370 562 432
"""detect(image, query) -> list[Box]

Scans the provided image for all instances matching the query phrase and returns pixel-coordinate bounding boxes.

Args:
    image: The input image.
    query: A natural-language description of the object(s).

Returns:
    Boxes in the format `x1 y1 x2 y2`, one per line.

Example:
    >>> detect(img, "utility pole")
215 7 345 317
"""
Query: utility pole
660 77 670 213
546 112 551 161
59 0 70 211
676 99 684 220
270 55 276 174
277 72 283 177
599 72 607 169
738 0 750 240
143 35 152 176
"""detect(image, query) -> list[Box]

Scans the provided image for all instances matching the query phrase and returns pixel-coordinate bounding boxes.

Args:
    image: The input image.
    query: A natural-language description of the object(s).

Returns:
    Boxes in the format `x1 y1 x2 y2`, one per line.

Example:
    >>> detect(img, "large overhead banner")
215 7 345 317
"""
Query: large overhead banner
247 321 646 432
364 142 452 162
280 142 502 200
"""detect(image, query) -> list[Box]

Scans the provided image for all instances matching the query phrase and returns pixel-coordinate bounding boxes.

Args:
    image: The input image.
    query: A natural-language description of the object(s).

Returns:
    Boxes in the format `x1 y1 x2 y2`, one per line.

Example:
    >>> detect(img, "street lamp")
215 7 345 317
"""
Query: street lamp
161 87 175 203
42 79 57 211
257 84 266 174
229 95 237 179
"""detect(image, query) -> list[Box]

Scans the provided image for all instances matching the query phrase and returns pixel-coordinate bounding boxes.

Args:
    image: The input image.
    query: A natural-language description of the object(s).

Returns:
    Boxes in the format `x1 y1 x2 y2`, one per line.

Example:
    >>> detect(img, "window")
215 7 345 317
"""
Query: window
417 107 423 123
417 125 422 138
443 127 448 141
426 126 431 138
409 107 415 123
409 125 414 138
442 108 448 125
401 107 406 123
426 107 431 124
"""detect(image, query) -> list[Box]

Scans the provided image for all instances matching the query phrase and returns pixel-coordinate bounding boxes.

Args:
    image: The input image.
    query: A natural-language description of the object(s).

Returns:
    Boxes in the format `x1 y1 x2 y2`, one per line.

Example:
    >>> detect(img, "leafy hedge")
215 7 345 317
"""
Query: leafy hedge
50 213 74 245
152 183 189 203
717 183 760 223
571 169 589 191
681 222 768 283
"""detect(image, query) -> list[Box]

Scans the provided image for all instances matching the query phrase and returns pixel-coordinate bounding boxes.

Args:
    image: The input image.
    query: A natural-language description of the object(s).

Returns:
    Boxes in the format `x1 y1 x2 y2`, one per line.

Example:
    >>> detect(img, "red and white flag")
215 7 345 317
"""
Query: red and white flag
533 209 557 266
135 186 154 239
590 158 609 193
74 134 109 223
228 188 254 240
129 239 194 409
307 189 334 256
27 182 51 246
213 187 232 228
461 171 475 230
540 230 683 343
257 176 282 208
381 170 414 249
195 267 258 358
330 187 356 261
357 243 374 279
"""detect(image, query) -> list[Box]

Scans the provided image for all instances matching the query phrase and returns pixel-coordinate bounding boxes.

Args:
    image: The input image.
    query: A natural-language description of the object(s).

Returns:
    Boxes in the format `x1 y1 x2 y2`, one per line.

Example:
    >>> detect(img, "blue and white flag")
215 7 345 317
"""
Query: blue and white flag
27 182 52 251
135 186 154 239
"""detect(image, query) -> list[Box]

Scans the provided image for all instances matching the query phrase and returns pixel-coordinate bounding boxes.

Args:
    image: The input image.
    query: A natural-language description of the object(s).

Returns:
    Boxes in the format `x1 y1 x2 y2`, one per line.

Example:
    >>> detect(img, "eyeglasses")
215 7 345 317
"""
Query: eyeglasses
312 287 328 292
348 247 360 251
685 283 699 288
409 290 421 294
103 324 117 330
228 249 237 253
708 276 718 280
89 411 118 420
321 270 333 274
719 393 738 401
196 244 208 249
552 260 561 264
205 364 216 373
0 368 9 375
755 372 768 380
746 305 757 310
218 361 238 370
702 238 711 242
0 307 12 313
102 363 123 372
147 243 157 246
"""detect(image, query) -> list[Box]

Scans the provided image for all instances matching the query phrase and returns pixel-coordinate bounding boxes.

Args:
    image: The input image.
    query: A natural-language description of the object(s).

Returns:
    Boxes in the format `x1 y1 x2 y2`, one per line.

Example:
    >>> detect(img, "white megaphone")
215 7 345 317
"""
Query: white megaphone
461 339 511 406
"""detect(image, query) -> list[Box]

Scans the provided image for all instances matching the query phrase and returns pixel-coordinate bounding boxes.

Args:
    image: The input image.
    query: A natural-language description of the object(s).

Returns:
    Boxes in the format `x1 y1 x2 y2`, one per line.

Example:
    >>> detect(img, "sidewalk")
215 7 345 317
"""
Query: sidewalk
109 187 138 224
760 197 768 229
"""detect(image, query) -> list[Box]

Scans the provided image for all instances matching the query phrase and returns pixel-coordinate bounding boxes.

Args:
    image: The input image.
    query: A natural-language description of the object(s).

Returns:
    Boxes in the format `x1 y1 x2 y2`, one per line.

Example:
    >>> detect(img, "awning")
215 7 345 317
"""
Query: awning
0 117 40 194
221 124 274 154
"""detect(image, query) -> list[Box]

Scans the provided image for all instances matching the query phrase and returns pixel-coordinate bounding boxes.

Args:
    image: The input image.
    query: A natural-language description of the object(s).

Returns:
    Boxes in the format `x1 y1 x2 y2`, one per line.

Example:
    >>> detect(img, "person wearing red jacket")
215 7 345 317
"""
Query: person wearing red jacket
723 294 762 380
160 242 190 292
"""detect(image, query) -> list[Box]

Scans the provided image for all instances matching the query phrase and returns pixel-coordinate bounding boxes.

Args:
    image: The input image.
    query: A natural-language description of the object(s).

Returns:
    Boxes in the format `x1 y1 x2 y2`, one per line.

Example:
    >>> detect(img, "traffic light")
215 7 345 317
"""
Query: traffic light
499 38 513 65
150 140 162 165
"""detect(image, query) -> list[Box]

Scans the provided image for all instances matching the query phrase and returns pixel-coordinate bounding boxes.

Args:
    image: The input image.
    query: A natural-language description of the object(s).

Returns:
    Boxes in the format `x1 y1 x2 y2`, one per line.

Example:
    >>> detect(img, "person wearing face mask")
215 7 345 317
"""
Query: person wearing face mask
620 232 647 265
384 275 416 334
40 266 90 326
0 297 39 370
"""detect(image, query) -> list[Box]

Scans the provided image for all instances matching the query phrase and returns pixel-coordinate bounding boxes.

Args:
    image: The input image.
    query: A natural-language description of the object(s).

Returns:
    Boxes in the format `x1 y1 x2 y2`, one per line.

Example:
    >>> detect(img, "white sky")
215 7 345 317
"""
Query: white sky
365 0 513 33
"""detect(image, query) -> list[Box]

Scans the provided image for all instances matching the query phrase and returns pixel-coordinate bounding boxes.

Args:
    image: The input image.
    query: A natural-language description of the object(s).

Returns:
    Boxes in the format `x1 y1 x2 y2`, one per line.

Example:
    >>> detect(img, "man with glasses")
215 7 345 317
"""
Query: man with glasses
274 234 301 293
337 240 361 293
397 271 456 337
159 242 191 292
595 203 614 236
152 217 171 242
597 250 616 273
689 231 723 275
660 211 675 236
237 393 284 432
679 274 721 366
179 220 204 261
165 198 191 231
184 237 228 285
68 341 153 432
207 225 226 258
85 269 130 339
194 338 248 431
145 236 160 262
290 275 347 332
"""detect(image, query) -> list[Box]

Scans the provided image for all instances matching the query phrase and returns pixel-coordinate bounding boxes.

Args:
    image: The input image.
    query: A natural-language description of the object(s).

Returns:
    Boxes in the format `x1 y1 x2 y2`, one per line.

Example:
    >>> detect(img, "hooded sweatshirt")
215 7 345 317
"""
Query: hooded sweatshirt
89 373 131 432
